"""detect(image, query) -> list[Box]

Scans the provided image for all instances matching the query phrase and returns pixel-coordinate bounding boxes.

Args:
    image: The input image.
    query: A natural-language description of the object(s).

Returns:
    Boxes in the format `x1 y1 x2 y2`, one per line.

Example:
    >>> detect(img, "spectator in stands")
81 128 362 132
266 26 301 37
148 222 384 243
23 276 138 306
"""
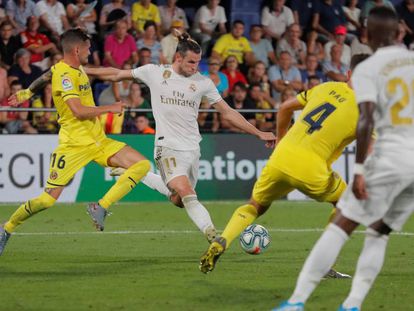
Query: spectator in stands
276 23 307 68
290 0 318 36
350 26 373 56
307 75 322 90
8 47 42 88
306 30 325 62
31 82 57 133
322 44 348 82
66 0 97 36
99 0 131 32
6 0 39 34
202 56 228 97
221 82 256 132
324 25 352 67
221 55 247 93
20 16 59 71
0 3 6 25
36 0 70 41
250 82 277 132
0 65 10 101
134 115 155 134
158 0 188 36
312 0 347 42
122 82 152 133
397 21 408 48
249 24 276 68
247 60 271 96
343 0 361 36
261 0 294 42
50 51 62 65
198 99 220 133
212 20 255 68
131 0 161 39
397 0 414 47
191 0 227 56
136 21 166 64
99 62 133 106
360 0 395 24
104 19 138 68
268 50 303 100
161 19 184 64
0 80 37 134
137 47 152 67
0 21 22 70
300 53 325 89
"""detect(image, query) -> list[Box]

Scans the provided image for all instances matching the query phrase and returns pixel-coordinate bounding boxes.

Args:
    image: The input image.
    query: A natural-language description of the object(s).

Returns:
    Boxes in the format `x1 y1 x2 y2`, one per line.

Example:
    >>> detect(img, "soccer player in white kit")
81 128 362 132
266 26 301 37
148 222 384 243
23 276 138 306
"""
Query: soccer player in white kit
273 7 414 311
86 33 276 242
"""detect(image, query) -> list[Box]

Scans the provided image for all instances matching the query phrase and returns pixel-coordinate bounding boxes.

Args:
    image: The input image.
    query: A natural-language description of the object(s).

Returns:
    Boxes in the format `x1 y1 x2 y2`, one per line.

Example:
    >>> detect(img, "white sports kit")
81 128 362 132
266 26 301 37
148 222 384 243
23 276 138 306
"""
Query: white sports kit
338 46 414 230
132 64 222 186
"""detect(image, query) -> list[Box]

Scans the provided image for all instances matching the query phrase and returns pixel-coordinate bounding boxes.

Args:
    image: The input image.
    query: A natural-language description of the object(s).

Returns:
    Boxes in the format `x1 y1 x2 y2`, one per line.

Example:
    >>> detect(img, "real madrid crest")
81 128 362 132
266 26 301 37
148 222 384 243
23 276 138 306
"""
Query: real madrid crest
163 70 172 79
189 83 197 92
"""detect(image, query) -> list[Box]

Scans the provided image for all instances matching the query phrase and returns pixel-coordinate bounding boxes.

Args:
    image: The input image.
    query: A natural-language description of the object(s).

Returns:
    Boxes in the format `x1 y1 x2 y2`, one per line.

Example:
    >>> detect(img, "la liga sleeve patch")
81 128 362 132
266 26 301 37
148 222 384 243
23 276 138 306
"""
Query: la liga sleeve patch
61 77 74 91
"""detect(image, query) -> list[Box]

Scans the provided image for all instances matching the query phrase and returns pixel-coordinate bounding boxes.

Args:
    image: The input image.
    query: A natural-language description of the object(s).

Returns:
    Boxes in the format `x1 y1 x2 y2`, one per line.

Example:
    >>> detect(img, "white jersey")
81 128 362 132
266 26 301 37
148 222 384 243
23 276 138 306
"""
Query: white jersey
132 64 222 150
352 46 414 151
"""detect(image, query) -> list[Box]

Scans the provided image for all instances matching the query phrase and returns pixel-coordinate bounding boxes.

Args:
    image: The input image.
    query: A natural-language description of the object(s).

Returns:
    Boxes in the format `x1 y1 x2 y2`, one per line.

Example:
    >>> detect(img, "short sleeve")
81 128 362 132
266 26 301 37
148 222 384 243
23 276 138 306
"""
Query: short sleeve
352 62 377 104
285 7 294 26
153 5 161 24
54 70 79 102
261 7 271 26
36 2 46 15
268 66 281 82
203 79 223 105
218 6 227 23
296 86 316 107
212 35 226 54
57 2 66 16
242 38 252 52
131 64 154 84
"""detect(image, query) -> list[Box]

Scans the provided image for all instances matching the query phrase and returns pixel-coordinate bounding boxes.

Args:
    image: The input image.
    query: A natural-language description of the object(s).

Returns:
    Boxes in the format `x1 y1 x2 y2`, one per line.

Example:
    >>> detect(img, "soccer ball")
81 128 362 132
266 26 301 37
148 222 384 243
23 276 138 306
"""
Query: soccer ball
239 224 271 255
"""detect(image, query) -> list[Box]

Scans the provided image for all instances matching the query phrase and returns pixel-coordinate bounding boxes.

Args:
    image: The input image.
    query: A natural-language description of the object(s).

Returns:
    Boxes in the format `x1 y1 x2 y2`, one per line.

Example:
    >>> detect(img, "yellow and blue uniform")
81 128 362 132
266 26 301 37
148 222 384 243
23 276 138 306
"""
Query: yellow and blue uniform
212 34 252 64
253 82 358 206
47 61 125 188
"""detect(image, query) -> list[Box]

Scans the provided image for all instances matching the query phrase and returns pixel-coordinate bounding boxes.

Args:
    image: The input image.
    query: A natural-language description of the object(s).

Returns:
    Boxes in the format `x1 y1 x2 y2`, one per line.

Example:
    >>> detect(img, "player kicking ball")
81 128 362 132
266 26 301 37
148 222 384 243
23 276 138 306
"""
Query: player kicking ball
0 29 151 255
199 54 371 278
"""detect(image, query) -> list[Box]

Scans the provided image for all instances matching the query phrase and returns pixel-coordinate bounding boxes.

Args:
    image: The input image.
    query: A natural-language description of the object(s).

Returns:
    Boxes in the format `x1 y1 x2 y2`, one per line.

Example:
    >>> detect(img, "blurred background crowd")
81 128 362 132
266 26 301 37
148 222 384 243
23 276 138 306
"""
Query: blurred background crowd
0 0 412 135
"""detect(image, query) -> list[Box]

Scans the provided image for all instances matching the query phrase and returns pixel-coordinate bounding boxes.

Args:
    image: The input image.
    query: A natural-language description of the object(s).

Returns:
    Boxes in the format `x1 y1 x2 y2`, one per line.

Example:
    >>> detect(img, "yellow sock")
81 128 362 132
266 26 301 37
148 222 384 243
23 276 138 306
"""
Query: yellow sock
99 160 151 209
4 192 56 233
221 204 258 248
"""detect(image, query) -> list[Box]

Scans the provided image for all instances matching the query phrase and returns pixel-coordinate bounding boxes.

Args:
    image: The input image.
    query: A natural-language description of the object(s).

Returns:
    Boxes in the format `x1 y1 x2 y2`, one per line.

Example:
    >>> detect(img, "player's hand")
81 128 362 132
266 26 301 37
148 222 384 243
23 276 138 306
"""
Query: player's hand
352 174 368 200
258 131 276 148
8 89 33 106
110 101 127 115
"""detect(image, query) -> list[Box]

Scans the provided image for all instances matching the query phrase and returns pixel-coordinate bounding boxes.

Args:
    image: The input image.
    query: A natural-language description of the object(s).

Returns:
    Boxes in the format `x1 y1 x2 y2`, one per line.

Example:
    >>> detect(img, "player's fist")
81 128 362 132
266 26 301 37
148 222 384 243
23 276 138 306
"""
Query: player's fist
110 101 127 115
8 89 33 106
258 131 276 148
352 174 368 200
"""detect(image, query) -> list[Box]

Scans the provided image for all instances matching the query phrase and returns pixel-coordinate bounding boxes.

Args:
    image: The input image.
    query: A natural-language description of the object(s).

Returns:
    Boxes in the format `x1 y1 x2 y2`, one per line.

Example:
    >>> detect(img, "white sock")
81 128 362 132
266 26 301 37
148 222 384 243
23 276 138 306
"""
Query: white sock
182 194 214 233
141 172 171 198
342 228 389 309
289 224 349 303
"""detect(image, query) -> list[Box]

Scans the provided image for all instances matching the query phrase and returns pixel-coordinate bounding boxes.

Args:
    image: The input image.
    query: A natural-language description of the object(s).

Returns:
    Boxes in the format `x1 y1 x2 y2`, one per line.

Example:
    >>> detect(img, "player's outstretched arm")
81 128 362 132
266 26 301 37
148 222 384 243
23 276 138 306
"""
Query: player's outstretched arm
214 99 276 148
66 98 126 120
8 70 52 106
84 67 134 82
276 97 303 143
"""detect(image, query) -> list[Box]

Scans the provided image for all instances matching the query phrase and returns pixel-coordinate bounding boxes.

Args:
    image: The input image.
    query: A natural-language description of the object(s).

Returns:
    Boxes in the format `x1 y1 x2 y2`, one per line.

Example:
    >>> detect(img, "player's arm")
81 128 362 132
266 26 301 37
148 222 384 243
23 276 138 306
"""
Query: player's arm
66 97 126 120
276 97 303 142
214 99 276 147
8 69 53 106
84 67 134 82
352 101 375 199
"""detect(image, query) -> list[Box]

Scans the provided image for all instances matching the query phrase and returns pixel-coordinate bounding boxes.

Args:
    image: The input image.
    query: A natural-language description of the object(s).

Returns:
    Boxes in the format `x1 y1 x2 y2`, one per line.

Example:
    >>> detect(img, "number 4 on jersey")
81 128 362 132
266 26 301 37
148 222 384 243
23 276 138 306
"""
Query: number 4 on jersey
302 103 336 134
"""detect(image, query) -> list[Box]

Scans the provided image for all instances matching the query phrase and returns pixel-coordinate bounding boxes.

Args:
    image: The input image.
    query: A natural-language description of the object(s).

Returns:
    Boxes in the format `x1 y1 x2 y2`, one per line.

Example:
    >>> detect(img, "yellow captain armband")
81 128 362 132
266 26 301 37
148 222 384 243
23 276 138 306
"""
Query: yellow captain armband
16 89 34 103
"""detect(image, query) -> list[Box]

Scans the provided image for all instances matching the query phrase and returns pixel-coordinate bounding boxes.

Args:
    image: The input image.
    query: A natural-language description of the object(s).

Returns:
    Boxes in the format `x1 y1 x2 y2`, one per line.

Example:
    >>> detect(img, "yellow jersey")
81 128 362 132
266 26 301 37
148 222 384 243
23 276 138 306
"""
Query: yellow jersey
51 61 106 145
131 2 161 33
272 82 358 181
212 34 252 64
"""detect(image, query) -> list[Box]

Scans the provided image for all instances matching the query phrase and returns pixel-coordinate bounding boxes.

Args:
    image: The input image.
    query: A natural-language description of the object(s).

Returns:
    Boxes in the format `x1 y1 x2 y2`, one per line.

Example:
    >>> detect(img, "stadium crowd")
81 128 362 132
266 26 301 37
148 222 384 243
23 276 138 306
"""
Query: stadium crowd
0 0 412 135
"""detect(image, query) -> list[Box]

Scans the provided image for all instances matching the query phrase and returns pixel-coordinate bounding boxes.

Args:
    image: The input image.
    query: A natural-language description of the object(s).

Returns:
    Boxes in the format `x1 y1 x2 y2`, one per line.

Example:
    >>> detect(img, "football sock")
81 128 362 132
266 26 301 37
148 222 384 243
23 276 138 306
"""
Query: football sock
342 228 389 309
182 195 214 233
141 171 171 197
289 224 349 303
221 204 258 248
4 192 56 233
99 160 150 209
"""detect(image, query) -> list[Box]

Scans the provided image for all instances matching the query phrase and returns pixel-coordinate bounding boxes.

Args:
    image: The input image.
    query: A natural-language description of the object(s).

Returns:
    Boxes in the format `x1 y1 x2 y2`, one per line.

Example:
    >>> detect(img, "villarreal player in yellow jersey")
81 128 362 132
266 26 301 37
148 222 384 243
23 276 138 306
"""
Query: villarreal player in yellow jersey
0 29 151 256
199 54 371 274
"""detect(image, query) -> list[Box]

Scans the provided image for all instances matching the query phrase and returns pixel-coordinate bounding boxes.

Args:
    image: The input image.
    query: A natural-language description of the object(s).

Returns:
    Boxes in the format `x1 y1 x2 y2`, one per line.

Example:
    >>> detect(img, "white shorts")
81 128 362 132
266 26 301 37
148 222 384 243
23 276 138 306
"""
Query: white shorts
154 146 200 188
338 152 414 231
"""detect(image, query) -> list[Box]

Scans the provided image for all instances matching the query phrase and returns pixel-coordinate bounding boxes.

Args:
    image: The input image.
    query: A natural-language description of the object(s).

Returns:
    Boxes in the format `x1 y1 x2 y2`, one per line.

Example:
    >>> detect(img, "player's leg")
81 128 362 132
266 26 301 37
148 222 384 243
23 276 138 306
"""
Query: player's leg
199 165 293 273
0 187 62 256
89 142 150 231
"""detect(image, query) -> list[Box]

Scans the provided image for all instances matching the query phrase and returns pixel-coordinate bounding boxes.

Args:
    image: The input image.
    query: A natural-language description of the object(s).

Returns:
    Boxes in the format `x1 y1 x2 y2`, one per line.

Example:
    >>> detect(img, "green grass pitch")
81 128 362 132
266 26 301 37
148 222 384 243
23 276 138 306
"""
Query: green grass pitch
0 201 413 311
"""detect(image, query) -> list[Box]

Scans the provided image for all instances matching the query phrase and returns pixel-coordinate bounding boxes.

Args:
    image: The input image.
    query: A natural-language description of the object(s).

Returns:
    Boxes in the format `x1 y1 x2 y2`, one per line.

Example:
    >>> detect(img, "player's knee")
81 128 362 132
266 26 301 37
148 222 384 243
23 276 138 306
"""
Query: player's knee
31 192 56 209
170 193 184 208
